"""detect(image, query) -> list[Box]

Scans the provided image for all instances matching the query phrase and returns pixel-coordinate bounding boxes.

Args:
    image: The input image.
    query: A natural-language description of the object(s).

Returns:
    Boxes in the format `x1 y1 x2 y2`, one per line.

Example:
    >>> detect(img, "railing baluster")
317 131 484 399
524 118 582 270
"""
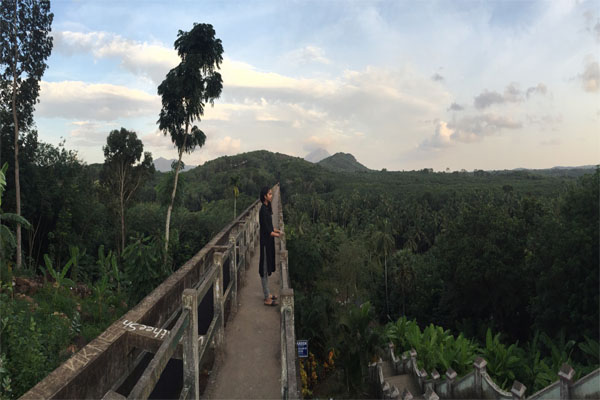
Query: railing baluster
182 289 199 400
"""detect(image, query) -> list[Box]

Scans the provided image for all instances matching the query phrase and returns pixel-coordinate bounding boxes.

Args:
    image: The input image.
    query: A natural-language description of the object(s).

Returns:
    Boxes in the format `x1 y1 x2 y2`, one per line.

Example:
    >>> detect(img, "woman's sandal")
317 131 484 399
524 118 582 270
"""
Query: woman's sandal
270 294 278 300
264 300 278 307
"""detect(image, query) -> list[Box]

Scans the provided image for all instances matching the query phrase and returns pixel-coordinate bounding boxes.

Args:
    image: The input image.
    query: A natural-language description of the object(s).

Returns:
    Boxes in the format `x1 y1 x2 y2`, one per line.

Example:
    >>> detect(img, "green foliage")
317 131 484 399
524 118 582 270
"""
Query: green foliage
385 317 478 376
41 251 76 289
122 235 168 305
101 127 154 253
481 328 523 388
336 302 382 395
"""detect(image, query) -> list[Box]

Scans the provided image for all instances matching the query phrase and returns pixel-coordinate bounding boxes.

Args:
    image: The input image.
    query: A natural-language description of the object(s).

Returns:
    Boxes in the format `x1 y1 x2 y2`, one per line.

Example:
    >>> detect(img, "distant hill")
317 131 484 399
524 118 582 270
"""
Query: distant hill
318 152 370 172
153 157 197 172
305 148 330 163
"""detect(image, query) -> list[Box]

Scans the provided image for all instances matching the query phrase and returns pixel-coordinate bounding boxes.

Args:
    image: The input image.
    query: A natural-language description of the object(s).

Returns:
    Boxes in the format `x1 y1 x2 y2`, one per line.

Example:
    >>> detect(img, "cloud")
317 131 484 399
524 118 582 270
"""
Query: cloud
67 121 120 147
211 136 241 155
583 10 600 42
284 45 331 65
53 31 179 84
526 83 548 97
37 81 160 120
540 138 561 146
473 82 549 109
473 90 506 109
420 114 522 149
526 114 562 129
431 73 444 82
304 135 333 152
448 102 464 111
579 59 599 93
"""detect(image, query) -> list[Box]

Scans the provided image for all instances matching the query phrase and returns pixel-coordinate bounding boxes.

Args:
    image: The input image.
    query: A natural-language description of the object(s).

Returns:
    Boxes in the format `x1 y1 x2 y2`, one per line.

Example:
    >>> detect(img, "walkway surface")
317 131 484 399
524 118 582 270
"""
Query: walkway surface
203 192 282 399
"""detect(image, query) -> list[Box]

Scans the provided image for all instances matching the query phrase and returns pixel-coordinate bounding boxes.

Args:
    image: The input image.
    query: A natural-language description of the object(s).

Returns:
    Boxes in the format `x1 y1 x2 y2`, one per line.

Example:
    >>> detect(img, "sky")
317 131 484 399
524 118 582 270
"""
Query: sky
32 0 600 171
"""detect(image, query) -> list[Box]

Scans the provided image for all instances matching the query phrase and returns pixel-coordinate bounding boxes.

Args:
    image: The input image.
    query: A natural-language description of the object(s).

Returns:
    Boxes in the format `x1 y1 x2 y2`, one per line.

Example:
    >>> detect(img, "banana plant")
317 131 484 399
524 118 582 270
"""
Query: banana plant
578 335 600 364
41 253 75 290
481 328 523 389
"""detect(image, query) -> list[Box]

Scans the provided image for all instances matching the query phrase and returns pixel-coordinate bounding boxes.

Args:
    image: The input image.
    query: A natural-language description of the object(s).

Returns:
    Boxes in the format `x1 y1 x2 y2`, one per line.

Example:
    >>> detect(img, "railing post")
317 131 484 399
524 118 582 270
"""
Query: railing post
228 234 238 314
401 353 409 374
445 368 457 398
558 364 575 400
511 381 526 400
474 356 487 398
213 253 225 348
280 288 297 398
182 288 199 400
430 369 440 392
409 349 417 373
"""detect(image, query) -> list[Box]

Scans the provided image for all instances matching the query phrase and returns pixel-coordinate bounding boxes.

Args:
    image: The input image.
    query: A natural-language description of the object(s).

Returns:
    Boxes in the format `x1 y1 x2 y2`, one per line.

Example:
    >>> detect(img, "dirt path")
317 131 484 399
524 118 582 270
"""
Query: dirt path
203 191 282 399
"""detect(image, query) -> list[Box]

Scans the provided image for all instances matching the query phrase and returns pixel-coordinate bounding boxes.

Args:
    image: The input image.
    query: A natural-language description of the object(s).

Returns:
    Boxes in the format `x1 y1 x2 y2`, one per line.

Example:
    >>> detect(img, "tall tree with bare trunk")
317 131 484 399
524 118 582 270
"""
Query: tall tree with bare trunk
158 23 223 266
0 0 53 269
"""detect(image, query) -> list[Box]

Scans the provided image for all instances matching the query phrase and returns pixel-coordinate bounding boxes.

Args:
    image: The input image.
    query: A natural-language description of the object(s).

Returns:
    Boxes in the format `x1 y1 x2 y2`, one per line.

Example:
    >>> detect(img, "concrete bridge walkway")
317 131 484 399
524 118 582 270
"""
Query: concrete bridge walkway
203 193 282 399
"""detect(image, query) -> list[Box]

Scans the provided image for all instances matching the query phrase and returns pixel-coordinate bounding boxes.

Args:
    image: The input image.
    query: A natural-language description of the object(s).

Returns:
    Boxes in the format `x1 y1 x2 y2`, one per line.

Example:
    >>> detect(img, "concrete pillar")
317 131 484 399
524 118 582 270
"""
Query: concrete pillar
558 363 575 400
418 368 428 392
424 386 439 400
213 252 225 347
511 380 526 400
445 368 457 398
228 235 238 313
409 349 417 373
473 356 487 398
182 288 199 400
401 388 413 400
430 369 440 392
401 353 408 374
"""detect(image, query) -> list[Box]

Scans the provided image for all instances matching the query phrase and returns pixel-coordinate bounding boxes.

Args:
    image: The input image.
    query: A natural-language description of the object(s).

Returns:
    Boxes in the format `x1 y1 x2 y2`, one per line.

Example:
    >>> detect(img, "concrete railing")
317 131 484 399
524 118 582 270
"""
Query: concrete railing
22 193 262 399
374 343 600 400
274 184 300 400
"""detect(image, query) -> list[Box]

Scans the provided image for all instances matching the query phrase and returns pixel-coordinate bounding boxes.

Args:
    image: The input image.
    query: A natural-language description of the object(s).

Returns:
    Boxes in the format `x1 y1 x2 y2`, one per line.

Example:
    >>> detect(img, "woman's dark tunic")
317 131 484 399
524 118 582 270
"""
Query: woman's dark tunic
259 203 276 277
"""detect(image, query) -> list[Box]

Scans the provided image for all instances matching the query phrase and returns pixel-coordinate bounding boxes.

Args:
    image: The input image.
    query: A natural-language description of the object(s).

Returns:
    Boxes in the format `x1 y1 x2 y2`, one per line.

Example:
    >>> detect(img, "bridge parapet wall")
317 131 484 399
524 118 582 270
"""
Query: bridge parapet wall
22 193 264 400
274 184 300 400
372 343 600 400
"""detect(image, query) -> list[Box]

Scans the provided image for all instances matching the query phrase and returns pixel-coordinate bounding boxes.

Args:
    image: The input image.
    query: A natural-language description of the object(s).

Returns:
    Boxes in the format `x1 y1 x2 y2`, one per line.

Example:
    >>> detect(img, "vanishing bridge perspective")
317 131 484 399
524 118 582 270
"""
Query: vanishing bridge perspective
22 185 299 399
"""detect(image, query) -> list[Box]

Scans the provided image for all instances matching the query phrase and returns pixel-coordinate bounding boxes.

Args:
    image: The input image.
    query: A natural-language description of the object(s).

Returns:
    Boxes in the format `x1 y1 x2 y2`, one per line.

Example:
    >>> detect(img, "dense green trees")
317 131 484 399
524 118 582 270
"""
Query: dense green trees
280 157 598 397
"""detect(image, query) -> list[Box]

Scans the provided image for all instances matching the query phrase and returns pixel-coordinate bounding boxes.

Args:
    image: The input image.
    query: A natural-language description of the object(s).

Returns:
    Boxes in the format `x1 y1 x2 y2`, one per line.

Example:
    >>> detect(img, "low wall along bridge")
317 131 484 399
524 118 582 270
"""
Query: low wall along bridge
22 184 299 399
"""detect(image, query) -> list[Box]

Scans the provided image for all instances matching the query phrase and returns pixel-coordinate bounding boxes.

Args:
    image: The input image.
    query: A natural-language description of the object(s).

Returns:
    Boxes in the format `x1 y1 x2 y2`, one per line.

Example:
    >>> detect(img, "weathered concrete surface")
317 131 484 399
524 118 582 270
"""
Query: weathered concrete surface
203 193 282 400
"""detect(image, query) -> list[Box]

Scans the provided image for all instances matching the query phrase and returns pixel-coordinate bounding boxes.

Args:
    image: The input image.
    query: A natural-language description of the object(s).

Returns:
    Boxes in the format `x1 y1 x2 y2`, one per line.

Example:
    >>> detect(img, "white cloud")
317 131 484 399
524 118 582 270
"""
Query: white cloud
304 135 333 152
37 81 160 120
580 58 599 93
526 83 548 97
420 114 522 149
212 136 241 155
284 45 331 65
474 82 548 108
53 31 179 84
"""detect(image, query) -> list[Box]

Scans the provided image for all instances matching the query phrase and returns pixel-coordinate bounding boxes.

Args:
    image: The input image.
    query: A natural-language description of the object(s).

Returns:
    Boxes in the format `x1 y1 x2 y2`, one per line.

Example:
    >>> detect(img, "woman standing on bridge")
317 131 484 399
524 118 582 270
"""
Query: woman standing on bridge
259 186 280 306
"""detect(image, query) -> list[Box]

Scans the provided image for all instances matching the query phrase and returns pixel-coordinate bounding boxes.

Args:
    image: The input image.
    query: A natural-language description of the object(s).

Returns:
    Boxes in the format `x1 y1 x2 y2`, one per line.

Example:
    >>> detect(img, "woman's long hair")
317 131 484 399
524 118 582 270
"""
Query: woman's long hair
260 186 273 213
260 186 270 203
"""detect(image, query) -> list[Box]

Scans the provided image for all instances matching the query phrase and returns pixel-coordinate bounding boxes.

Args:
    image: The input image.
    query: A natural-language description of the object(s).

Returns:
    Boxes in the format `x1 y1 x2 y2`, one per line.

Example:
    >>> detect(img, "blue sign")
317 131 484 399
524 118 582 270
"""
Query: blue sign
297 340 308 358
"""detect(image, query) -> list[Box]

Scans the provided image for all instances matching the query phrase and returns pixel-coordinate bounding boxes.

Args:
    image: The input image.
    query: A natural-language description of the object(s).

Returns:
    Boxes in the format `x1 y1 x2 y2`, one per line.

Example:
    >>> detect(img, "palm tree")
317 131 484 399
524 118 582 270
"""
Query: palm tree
374 218 395 318
391 249 416 316
158 23 223 264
